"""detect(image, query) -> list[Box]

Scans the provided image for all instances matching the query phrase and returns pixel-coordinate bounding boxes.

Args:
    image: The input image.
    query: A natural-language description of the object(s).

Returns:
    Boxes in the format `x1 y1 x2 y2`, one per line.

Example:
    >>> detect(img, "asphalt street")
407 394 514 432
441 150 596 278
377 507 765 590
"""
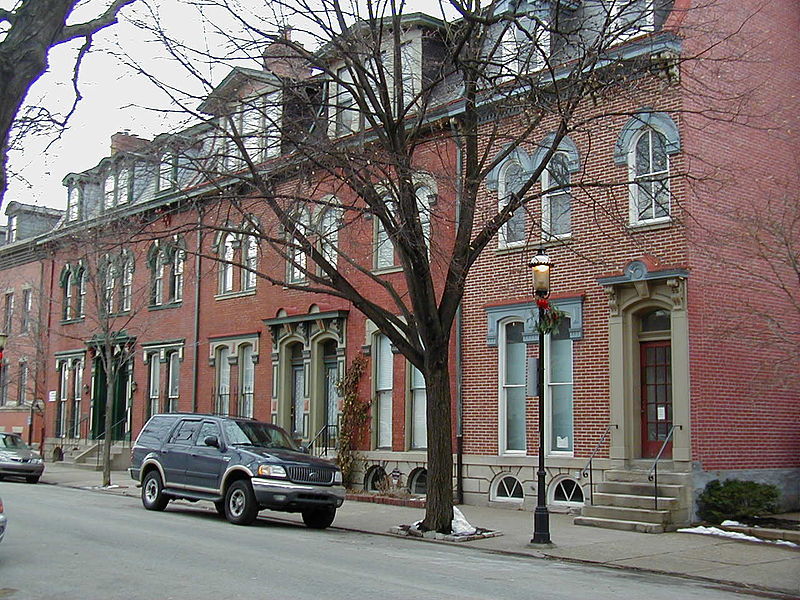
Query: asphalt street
0 480 781 600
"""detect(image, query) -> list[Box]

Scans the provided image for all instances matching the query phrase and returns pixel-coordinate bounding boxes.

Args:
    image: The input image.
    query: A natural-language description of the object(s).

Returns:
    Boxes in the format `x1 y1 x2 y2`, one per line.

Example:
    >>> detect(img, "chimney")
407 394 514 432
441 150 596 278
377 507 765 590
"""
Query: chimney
263 28 312 80
111 131 151 155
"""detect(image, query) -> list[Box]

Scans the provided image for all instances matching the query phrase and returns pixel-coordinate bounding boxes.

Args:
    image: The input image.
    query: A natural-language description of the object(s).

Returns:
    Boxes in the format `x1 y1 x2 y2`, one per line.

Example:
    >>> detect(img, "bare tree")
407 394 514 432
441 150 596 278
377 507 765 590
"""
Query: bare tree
0 0 135 205
115 0 759 532
53 221 152 486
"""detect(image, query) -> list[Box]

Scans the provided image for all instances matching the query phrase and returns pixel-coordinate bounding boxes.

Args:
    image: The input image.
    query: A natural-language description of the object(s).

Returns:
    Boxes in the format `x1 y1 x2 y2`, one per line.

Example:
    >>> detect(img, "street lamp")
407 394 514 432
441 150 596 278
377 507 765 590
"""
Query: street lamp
530 248 552 545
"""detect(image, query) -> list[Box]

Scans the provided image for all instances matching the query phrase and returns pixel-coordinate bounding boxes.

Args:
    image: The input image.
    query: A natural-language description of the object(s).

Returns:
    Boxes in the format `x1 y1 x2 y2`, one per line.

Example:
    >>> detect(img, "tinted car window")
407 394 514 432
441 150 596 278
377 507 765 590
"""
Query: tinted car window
195 422 220 446
221 420 297 450
169 420 201 445
137 415 180 447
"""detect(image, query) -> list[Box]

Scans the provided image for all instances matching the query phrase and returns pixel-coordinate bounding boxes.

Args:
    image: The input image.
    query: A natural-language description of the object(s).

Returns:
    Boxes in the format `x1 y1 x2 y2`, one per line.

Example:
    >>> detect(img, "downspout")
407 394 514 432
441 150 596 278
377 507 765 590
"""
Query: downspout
191 224 202 413
450 117 465 505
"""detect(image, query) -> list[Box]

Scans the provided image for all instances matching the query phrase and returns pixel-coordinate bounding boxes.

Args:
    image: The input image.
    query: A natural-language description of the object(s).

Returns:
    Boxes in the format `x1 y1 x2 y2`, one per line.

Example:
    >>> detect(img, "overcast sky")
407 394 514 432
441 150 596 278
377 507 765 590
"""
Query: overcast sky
3 0 455 223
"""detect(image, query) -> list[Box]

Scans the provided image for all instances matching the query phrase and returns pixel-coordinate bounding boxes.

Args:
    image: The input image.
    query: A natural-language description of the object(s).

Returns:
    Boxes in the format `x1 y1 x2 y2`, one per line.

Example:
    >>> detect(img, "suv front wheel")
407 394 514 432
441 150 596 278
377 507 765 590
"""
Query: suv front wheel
142 471 169 511
302 507 336 529
225 480 258 525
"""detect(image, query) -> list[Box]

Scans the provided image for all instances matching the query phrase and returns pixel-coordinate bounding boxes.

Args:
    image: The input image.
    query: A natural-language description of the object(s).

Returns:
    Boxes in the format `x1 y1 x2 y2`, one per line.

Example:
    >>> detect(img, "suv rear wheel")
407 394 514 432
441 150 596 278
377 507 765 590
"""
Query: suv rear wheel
302 507 336 529
225 480 258 525
142 471 169 511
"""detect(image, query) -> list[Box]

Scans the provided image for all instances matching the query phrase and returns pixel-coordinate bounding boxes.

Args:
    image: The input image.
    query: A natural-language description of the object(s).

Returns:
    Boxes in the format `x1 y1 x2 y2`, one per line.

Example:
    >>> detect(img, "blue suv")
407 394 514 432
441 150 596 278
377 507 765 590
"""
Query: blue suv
130 414 345 528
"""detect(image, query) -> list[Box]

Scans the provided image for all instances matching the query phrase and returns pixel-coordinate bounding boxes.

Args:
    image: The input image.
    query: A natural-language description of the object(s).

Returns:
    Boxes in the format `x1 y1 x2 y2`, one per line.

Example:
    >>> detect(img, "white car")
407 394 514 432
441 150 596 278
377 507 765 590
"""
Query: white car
0 432 44 483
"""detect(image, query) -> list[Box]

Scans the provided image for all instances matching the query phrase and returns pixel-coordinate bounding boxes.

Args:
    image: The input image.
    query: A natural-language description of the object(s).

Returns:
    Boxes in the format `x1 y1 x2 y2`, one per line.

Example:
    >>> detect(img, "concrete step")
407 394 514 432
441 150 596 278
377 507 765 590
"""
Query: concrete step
597 481 682 498
582 505 671 524
574 516 665 534
604 470 691 486
591 491 680 510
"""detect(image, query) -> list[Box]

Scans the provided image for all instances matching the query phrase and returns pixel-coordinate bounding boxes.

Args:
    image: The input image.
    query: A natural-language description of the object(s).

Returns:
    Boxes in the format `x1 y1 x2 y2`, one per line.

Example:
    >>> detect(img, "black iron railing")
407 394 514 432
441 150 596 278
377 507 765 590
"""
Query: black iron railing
647 424 682 510
308 423 338 457
580 423 618 506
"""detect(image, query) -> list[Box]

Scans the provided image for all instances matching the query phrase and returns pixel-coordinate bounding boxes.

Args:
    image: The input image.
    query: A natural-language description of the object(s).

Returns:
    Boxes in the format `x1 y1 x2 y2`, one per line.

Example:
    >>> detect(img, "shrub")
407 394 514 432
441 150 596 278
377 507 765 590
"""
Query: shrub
697 479 780 524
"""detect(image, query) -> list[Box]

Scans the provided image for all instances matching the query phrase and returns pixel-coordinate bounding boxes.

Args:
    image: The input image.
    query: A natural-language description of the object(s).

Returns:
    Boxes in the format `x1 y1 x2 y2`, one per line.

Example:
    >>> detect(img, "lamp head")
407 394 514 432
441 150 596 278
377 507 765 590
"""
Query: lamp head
529 248 552 298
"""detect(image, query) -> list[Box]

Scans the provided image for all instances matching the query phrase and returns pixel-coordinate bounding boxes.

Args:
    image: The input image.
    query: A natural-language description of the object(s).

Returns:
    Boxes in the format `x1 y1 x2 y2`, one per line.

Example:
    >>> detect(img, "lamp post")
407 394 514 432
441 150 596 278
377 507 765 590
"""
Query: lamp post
530 248 552 545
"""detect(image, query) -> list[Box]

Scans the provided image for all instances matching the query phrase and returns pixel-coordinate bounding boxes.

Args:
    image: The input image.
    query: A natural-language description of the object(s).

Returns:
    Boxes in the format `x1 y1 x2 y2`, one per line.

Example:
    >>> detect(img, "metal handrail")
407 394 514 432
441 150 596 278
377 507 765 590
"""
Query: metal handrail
580 423 618 506
308 424 338 456
647 424 682 510
73 415 89 440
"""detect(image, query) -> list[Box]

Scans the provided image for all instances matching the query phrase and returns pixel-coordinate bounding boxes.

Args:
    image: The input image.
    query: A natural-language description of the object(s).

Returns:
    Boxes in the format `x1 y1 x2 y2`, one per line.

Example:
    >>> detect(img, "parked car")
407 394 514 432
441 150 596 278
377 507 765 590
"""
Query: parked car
129 414 345 528
0 496 6 544
0 432 44 483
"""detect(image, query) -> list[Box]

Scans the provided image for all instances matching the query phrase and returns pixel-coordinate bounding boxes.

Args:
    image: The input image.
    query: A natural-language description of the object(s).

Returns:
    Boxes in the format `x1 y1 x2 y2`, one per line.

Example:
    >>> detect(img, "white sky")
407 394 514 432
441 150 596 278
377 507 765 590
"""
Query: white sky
3 0 456 223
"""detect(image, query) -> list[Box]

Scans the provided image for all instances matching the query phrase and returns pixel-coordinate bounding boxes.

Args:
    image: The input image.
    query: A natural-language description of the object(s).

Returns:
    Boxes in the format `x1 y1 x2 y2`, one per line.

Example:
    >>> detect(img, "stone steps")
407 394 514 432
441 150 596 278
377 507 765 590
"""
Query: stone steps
576 469 689 534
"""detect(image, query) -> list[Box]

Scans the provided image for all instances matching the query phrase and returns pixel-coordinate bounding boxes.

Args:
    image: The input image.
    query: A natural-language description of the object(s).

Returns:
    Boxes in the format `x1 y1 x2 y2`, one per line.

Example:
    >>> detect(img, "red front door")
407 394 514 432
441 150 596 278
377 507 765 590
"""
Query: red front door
640 341 672 458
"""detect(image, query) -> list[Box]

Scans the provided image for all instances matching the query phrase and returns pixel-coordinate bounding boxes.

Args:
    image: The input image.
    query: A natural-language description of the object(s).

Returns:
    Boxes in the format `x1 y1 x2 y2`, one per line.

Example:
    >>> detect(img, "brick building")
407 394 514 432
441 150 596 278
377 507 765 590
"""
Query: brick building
11 0 797 527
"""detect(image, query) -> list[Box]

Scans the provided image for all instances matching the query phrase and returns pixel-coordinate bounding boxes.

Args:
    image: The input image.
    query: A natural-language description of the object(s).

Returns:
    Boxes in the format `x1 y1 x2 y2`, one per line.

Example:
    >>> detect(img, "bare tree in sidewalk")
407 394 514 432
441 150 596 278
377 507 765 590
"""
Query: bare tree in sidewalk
53 221 153 486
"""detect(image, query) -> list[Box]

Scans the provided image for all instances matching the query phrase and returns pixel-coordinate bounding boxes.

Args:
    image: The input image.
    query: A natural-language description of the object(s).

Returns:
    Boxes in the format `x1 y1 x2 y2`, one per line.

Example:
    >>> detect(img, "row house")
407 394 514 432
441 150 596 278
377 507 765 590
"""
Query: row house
19 0 799 527
0 202 63 442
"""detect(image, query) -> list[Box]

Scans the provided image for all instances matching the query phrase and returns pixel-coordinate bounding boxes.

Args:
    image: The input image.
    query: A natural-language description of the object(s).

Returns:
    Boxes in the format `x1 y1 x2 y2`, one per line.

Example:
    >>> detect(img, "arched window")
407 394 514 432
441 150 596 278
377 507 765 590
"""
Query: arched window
374 194 396 270
552 477 584 506
318 206 339 269
288 209 309 283
120 253 134 312
219 234 235 293
541 152 572 239
631 128 670 223
614 112 680 226
103 260 116 315
76 267 86 317
500 321 526 453
150 245 165 306
498 161 526 248
415 185 433 255
492 474 524 502
241 235 258 291
62 270 73 320
171 247 185 302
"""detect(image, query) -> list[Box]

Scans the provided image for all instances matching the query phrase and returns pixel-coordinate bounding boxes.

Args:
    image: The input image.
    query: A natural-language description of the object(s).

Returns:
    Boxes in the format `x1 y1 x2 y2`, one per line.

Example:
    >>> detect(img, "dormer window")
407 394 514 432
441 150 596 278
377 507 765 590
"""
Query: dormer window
334 66 359 137
104 172 116 209
118 167 131 205
6 216 16 243
497 11 550 78
400 42 420 108
158 152 176 192
605 0 660 44
67 185 81 222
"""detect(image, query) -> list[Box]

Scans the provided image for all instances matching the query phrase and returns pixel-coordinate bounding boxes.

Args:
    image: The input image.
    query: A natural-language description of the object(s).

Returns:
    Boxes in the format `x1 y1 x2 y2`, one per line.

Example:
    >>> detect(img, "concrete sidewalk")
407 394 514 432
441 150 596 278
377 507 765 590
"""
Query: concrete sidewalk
38 462 800 598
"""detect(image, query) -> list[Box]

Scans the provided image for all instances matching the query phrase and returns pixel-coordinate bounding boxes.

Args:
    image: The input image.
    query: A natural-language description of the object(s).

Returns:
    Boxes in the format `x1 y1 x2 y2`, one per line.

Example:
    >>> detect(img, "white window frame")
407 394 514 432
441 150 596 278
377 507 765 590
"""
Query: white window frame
148 356 160 418
63 272 73 320
171 248 185 302
241 236 257 291
67 186 80 222
264 91 282 158
318 206 339 270
409 364 426 450
629 128 671 226
239 344 254 418
6 215 16 243
333 66 359 137
499 320 527 454
288 210 309 284
167 351 180 412
545 322 574 455
104 172 116 209
375 333 393 449
117 168 130 205
121 257 133 312
606 0 655 44
20 289 31 333
216 346 231 416
491 474 525 503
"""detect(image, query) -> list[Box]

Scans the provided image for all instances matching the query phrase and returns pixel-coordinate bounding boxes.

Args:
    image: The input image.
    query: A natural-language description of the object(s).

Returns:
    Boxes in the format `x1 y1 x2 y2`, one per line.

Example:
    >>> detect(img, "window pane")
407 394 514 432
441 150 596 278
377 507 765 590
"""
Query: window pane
504 322 525 385
505 386 526 451
550 384 573 451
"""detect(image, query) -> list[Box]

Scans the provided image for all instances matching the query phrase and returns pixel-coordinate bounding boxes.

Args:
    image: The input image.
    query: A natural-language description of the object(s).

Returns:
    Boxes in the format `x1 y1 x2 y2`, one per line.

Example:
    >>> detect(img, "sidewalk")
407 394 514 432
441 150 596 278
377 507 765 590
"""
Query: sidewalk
40 463 800 598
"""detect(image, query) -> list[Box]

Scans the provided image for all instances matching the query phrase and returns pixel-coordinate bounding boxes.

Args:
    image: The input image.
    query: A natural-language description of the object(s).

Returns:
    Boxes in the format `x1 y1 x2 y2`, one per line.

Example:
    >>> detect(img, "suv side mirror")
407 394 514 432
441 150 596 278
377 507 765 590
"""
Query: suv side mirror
299 444 310 454
204 435 220 448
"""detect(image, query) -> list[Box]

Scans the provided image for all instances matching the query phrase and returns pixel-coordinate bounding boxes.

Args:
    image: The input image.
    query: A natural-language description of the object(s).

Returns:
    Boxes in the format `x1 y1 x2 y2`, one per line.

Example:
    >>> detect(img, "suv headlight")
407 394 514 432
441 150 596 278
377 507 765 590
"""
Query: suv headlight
333 470 343 484
257 464 287 479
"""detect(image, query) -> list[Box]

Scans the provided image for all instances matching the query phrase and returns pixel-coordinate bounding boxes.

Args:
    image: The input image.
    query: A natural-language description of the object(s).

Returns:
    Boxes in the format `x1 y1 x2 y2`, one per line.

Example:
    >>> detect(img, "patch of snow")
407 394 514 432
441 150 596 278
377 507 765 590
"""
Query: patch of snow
720 520 745 527
678 526 798 548
452 507 476 536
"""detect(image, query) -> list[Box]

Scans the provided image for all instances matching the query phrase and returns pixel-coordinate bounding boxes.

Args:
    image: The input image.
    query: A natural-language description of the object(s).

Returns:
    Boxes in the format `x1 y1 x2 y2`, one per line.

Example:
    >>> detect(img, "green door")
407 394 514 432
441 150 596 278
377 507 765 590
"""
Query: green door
91 359 128 441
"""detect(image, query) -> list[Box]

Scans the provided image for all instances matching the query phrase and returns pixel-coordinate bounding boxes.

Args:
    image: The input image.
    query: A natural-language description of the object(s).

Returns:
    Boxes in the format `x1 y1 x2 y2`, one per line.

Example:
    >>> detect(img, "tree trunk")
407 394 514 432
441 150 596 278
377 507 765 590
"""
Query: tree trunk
421 355 454 533
102 366 114 487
